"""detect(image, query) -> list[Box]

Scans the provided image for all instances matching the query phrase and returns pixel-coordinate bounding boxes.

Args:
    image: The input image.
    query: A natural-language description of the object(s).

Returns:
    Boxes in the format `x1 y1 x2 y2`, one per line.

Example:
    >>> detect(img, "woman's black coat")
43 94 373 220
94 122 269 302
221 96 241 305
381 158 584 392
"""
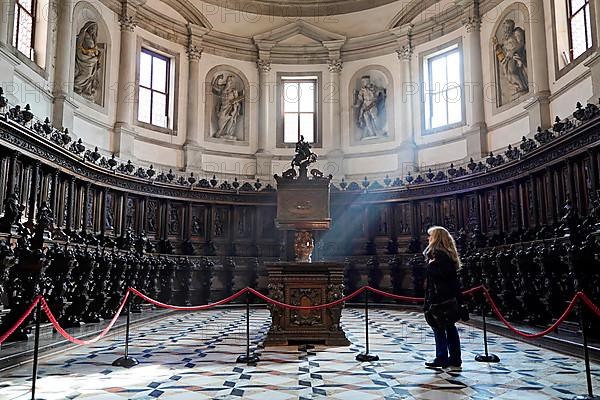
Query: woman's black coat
424 249 462 309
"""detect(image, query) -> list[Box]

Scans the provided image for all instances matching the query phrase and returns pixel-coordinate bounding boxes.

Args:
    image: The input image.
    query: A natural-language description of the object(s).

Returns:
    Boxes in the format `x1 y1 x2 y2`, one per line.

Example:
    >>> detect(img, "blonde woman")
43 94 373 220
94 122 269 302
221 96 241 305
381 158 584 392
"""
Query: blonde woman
423 226 463 369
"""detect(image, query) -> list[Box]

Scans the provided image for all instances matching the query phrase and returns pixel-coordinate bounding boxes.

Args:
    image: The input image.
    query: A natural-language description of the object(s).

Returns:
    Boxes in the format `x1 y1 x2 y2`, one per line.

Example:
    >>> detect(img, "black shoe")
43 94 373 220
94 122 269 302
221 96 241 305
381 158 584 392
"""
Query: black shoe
425 360 448 368
446 363 462 370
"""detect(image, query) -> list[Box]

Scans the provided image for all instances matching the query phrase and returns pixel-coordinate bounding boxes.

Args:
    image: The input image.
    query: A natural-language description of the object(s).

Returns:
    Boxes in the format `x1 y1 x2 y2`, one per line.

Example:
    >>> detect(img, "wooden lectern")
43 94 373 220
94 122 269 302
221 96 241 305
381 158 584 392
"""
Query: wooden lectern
264 136 349 346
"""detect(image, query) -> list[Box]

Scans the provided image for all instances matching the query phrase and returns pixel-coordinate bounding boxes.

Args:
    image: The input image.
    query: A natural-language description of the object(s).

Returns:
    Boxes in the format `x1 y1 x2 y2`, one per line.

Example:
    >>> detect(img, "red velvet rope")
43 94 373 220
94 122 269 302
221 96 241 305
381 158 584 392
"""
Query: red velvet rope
247 286 366 310
129 287 250 310
578 291 600 317
365 286 424 303
1 285 600 346
481 287 581 339
0 296 42 345
41 291 131 345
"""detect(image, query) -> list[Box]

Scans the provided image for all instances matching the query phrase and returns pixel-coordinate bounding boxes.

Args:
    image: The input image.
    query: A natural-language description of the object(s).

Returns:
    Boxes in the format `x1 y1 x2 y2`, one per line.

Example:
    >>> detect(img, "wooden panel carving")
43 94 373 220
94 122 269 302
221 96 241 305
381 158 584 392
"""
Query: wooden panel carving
191 205 206 239
394 203 411 235
212 206 229 238
441 197 457 232
419 201 435 233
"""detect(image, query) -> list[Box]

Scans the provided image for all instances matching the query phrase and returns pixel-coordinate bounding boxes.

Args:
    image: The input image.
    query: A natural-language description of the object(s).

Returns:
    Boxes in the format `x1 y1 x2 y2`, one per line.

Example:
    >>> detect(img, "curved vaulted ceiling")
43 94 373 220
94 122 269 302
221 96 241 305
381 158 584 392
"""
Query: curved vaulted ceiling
195 0 401 16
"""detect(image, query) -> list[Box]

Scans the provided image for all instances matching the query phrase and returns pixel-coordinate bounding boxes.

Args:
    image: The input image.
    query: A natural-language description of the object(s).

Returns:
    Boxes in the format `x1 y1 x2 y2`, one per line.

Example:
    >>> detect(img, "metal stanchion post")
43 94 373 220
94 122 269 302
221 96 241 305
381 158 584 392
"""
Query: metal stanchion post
237 291 259 364
475 297 500 363
356 289 379 362
573 304 599 400
31 300 42 400
112 295 139 368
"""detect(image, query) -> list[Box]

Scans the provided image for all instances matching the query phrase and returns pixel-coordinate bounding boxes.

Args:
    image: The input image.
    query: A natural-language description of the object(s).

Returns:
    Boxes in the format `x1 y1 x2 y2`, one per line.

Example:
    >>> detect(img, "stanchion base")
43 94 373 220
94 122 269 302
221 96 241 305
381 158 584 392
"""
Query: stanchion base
236 354 260 364
356 353 379 362
475 353 500 363
112 356 139 368
572 395 600 400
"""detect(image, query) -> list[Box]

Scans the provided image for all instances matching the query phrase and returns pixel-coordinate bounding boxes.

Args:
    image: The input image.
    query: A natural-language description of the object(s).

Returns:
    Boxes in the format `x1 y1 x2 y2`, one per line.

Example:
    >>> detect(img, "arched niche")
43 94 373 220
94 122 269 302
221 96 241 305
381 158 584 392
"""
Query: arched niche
203 65 250 146
489 2 532 111
348 65 395 145
71 1 112 110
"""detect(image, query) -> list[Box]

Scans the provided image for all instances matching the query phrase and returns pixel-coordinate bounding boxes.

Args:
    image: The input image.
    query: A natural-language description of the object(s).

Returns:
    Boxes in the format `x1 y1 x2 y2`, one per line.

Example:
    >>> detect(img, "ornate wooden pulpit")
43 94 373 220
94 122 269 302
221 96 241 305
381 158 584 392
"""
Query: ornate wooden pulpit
264 136 349 346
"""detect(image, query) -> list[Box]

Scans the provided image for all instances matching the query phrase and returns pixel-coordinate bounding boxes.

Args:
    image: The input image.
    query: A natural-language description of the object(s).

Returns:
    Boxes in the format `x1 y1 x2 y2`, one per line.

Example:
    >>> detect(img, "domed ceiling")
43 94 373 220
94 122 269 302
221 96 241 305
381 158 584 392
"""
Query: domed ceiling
197 0 400 16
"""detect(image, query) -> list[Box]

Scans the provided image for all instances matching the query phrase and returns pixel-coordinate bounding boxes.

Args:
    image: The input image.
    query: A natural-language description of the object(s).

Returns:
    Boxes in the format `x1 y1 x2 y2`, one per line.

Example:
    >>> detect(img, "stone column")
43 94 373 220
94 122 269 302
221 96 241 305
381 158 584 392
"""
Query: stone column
255 56 274 181
51 0 75 131
395 26 417 174
0 0 16 46
524 0 551 131
323 39 345 178
327 58 344 177
462 2 488 159
183 25 206 172
586 0 600 102
114 6 138 161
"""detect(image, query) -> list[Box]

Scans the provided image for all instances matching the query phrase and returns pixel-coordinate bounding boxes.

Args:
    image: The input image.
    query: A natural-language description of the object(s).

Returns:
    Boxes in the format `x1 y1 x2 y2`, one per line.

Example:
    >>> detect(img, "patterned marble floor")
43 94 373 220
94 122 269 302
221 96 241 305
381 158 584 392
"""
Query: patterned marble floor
0 307 598 399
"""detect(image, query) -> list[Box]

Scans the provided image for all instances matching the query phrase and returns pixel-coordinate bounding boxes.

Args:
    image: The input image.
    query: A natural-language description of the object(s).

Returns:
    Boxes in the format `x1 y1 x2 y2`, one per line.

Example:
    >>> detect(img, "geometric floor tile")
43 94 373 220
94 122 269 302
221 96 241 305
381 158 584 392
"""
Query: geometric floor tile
0 308 598 399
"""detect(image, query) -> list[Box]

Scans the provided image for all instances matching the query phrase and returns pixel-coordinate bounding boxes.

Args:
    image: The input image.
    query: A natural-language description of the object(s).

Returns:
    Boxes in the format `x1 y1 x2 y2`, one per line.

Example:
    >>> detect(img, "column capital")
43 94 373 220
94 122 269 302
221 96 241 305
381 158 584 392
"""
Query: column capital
257 59 272 73
396 45 413 61
328 59 342 73
187 44 203 61
462 16 481 33
119 15 136 32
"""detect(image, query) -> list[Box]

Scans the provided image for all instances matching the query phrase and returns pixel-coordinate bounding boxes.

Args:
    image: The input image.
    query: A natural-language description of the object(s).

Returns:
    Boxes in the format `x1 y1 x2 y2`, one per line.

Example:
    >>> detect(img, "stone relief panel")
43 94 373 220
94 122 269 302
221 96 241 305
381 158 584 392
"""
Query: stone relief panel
204 66 250 145
348 66 394 145
491 5 530 108
72 3 111 108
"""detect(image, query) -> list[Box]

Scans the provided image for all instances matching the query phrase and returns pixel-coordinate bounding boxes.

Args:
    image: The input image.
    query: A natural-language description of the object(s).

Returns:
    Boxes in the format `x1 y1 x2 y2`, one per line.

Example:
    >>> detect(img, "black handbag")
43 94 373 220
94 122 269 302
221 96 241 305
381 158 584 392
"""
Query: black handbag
428 297 459 328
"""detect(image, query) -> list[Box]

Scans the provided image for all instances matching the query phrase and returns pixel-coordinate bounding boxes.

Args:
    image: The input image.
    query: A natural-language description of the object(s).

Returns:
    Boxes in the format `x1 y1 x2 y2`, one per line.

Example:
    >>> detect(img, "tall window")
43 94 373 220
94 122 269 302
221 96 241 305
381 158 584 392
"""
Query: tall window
13 0 36 59
423 44 463 132
138 48 170 128
281 76 317 144
567 0 592 61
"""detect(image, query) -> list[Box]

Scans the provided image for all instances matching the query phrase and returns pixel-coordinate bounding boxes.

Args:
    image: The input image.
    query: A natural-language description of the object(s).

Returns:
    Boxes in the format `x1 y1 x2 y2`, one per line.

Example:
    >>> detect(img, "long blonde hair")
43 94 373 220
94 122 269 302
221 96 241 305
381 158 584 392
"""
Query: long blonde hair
423 226 461 268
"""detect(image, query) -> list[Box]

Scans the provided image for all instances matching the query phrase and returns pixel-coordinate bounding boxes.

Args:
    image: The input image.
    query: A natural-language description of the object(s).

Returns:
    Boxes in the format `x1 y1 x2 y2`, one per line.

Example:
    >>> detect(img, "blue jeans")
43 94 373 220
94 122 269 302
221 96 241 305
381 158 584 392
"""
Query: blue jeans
432 324 461 365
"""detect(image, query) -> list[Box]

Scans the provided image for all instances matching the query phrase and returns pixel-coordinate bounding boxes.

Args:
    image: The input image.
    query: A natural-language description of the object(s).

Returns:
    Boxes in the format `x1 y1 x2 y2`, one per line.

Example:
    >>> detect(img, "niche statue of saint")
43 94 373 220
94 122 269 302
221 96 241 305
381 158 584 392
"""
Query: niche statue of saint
74 21 102 102
211 74 244 139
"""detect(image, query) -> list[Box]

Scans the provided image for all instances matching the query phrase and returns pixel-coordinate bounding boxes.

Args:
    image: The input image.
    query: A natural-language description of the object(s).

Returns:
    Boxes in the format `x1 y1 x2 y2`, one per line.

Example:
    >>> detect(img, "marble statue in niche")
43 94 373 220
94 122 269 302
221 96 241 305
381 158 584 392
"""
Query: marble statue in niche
74 21 104 105
211 73 244 140
493 18 528 106
352 75 387 140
